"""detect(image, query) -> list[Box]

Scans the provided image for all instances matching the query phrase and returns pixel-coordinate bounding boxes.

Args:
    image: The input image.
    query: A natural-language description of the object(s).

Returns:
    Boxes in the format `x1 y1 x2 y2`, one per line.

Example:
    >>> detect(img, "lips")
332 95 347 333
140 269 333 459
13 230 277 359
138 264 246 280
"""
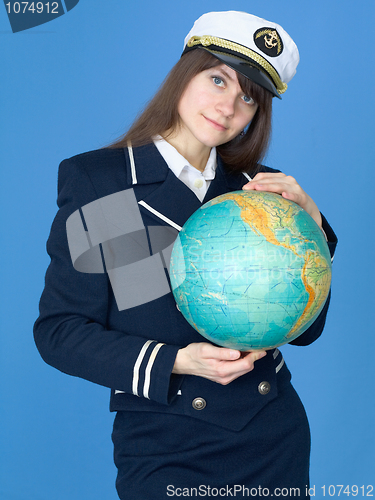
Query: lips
203 116 227 131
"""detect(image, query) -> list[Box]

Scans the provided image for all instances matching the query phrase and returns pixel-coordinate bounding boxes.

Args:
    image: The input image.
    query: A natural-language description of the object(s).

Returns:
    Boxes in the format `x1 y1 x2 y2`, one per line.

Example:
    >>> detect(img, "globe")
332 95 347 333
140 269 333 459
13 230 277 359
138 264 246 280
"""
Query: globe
169 191 332 350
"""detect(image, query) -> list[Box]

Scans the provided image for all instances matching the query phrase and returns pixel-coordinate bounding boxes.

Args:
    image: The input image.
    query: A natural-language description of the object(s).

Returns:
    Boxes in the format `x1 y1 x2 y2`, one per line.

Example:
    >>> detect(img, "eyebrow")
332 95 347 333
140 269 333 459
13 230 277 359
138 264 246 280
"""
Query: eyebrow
215 66 236 82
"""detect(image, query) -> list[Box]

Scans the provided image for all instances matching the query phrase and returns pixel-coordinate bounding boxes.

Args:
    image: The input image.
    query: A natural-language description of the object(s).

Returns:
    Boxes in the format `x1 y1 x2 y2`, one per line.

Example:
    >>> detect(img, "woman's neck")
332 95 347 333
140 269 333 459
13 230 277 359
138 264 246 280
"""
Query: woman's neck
163 130 212 173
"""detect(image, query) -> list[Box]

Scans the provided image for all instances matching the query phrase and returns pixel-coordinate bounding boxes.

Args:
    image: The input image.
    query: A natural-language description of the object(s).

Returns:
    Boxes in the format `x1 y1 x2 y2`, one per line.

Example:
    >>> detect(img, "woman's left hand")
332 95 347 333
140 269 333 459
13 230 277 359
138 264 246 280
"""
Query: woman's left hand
242 172 322 228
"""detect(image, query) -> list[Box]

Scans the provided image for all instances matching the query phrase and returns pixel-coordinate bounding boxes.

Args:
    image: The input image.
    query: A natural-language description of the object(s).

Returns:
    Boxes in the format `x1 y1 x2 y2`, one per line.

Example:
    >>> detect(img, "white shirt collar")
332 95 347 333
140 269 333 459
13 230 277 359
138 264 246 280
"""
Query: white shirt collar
153 136 217 181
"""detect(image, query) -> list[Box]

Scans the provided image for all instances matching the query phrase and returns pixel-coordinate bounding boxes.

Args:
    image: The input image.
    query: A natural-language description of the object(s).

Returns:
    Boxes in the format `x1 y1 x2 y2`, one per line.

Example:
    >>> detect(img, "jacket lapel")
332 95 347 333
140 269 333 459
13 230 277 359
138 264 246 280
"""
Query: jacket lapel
125 143 246 230
203 156 246 201
139 169 202 229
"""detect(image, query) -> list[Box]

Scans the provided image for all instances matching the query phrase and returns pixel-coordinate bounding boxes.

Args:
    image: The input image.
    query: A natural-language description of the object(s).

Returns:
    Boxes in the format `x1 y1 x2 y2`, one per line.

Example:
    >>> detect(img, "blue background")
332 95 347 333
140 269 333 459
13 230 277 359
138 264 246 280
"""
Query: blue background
1 1 374 498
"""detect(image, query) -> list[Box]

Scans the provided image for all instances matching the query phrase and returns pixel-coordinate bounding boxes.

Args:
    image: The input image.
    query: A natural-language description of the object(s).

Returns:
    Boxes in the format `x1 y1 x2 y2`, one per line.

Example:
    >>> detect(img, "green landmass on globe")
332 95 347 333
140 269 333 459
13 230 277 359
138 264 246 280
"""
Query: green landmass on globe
170 190 332 350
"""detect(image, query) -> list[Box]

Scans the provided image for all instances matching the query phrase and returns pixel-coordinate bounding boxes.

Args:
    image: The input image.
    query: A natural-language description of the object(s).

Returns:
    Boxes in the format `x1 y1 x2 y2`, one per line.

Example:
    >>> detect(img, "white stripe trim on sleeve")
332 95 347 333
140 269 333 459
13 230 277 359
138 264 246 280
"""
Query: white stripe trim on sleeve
127 141 137 185
138 200 182 231
143 342 165 399
132 340 155 396
275 357 285 373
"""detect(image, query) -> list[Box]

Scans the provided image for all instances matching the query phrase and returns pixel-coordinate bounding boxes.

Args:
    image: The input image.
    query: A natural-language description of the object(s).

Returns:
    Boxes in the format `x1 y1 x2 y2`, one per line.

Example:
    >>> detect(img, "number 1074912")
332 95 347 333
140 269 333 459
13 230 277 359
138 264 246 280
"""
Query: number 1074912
320 485 373 497
5 2 60 14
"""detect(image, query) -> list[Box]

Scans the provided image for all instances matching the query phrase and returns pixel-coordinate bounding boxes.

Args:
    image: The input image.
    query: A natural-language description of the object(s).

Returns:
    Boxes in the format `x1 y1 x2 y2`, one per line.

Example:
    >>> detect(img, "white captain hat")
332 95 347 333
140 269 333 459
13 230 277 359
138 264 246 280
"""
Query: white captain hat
182 11 300 99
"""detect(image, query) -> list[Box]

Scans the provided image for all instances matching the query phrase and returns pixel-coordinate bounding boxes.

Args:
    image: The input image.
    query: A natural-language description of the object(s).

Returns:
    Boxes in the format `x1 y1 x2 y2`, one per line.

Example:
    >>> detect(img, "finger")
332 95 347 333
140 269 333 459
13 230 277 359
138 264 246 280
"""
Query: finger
216 350 267 382
251 172 287 181
242 181 255 190
281 191 300 203
241 350 267 362
243 181 291 194
200 344 241 361
242 173 286 191
244 174 298 189
227 350 267 372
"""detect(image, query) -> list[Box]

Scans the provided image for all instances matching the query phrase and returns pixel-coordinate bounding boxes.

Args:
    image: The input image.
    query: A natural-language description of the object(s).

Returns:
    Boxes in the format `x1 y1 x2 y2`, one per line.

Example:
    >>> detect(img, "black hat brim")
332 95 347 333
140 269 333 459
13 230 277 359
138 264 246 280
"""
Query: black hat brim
198 47 282 99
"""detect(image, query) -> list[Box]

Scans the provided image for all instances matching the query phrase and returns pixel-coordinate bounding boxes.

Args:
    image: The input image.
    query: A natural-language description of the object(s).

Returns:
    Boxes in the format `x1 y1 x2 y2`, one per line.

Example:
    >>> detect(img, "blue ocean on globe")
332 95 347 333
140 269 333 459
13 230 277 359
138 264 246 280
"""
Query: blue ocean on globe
169 191 332 350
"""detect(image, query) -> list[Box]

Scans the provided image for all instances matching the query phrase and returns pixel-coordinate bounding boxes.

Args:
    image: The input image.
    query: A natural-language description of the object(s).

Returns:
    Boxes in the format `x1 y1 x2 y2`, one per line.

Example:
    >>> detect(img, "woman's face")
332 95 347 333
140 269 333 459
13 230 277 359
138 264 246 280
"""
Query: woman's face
177 64 259 149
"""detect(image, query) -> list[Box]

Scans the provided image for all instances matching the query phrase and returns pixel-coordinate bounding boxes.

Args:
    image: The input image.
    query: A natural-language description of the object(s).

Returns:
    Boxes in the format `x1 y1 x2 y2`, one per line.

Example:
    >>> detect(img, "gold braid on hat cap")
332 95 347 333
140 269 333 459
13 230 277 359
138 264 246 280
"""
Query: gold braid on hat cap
187 35 288 94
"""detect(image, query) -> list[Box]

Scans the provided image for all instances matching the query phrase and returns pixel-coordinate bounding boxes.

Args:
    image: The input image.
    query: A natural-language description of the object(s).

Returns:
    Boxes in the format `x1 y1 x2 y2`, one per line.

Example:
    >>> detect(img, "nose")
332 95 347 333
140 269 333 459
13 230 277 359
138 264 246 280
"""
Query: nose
216 93 236 118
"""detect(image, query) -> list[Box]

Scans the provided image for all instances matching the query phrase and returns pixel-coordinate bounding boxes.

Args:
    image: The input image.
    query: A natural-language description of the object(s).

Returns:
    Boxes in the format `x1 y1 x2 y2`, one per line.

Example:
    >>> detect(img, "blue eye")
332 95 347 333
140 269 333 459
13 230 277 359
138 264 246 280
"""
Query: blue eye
213 77 224 86
242 95 255 105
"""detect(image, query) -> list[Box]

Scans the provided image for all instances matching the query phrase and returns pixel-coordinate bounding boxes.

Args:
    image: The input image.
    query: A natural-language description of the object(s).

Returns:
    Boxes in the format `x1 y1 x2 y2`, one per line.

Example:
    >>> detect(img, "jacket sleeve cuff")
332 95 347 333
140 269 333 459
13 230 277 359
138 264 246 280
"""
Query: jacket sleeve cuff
133 341 184 406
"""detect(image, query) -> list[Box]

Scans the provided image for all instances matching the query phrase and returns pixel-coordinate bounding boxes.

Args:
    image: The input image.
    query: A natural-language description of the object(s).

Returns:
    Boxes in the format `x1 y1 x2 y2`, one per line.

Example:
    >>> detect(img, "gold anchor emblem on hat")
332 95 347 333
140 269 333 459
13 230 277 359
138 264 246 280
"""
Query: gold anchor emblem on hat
264 30 278 50
254 28 283 56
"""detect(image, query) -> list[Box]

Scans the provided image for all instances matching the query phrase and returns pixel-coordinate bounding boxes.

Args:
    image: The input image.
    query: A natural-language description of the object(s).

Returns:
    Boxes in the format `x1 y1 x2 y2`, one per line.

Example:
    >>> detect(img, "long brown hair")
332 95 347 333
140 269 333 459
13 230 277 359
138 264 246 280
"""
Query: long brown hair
109 49 273 174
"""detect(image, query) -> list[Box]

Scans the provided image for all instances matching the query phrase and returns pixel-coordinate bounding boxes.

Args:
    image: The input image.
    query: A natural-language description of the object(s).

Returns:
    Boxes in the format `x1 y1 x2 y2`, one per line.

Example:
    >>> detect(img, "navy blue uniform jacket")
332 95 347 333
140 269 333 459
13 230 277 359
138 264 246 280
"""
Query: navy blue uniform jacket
34 144 337 432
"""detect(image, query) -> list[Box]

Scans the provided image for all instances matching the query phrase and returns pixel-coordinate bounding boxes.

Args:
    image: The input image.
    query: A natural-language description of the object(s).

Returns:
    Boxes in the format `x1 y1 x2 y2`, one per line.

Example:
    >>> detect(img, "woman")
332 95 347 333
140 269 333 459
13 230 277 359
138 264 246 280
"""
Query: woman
34 11 337 499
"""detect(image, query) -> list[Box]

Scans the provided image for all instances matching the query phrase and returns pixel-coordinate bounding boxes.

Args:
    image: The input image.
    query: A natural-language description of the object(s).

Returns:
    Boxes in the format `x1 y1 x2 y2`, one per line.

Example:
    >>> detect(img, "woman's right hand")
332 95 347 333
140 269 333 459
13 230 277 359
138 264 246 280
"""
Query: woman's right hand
172 343 267 385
